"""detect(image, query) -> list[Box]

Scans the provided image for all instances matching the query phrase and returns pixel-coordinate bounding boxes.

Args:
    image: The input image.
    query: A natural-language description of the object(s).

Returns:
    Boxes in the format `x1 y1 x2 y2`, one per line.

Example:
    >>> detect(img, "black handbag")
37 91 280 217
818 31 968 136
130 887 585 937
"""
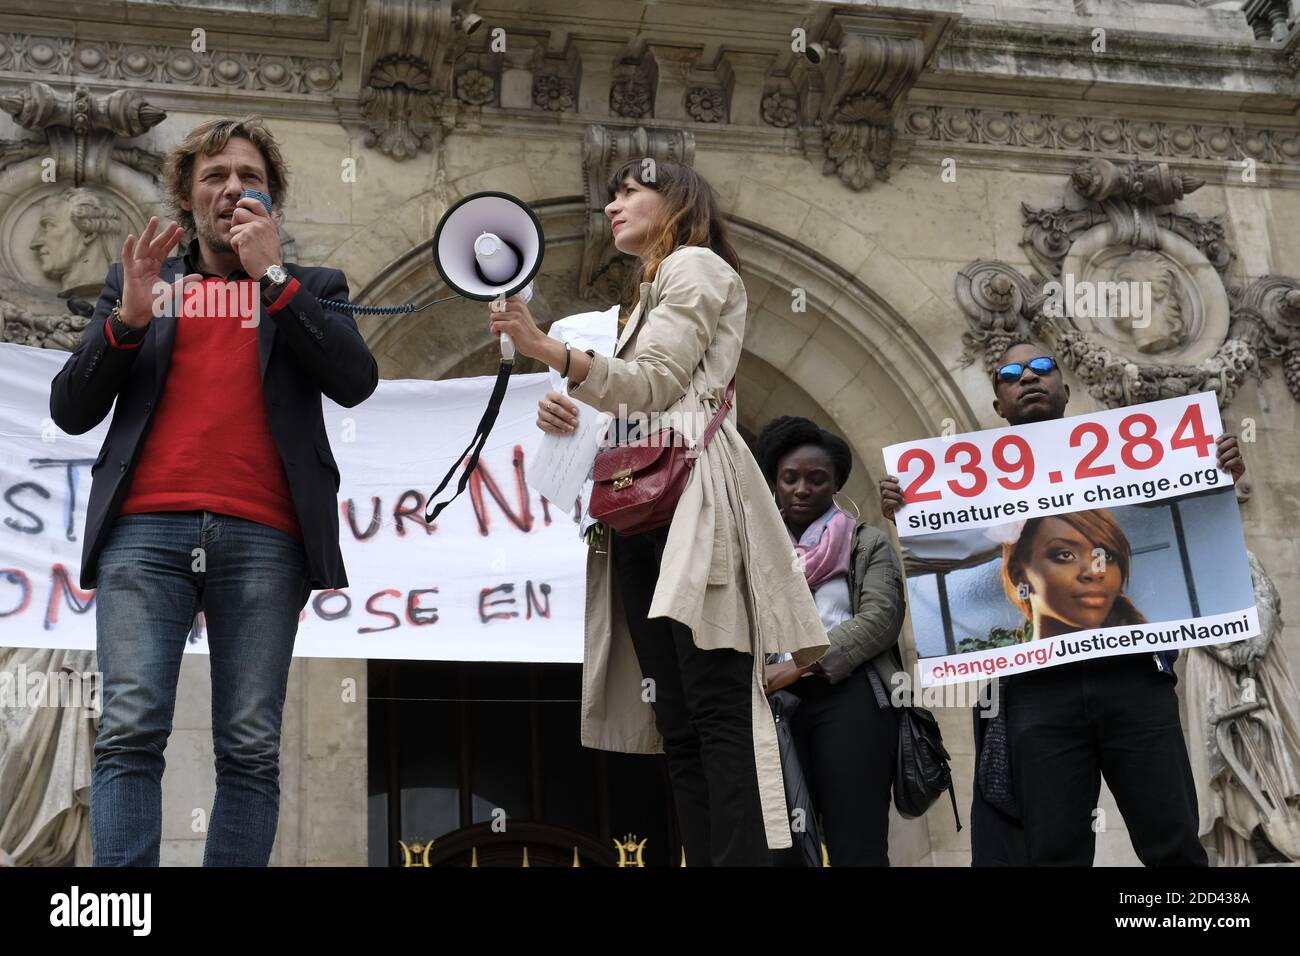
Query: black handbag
894 702 962 830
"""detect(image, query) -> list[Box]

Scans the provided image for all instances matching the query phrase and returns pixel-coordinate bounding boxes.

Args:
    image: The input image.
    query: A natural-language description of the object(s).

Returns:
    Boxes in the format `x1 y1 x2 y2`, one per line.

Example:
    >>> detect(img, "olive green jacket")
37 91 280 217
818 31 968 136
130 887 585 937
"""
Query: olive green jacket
814 522 907 703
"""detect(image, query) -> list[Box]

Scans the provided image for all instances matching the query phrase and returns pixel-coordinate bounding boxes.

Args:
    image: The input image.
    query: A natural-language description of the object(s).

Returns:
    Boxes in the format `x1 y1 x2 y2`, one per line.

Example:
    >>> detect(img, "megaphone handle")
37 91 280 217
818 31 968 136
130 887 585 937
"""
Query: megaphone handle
500 331 515 362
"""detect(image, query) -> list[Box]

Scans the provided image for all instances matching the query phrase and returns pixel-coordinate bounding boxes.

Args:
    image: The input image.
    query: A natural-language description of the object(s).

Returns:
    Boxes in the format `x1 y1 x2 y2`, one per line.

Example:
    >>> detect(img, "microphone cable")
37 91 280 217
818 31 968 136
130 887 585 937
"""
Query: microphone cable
317 292 462 315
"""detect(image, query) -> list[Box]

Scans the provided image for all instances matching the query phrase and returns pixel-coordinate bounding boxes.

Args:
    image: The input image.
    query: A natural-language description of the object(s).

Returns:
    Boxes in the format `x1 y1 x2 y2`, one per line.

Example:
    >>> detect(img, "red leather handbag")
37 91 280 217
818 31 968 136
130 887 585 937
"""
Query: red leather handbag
589 377 736 536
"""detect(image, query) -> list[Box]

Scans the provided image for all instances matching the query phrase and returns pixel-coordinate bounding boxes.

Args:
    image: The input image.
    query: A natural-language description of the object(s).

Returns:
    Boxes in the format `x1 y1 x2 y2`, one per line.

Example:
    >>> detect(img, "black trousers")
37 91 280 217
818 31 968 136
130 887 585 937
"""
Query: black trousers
781 666 898 866
1006 653 1207 867
970 703 1029 866
611 526 770 867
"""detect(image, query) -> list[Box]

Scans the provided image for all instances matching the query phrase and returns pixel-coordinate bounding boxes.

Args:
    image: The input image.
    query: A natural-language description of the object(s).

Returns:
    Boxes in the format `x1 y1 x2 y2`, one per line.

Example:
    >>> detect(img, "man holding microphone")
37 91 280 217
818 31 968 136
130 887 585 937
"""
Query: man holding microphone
49 115 377 866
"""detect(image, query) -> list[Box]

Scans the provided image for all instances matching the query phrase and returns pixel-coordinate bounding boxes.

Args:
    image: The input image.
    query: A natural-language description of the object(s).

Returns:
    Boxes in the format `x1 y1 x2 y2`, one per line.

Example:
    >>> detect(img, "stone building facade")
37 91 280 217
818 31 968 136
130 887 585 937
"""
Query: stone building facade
1 0 1298 865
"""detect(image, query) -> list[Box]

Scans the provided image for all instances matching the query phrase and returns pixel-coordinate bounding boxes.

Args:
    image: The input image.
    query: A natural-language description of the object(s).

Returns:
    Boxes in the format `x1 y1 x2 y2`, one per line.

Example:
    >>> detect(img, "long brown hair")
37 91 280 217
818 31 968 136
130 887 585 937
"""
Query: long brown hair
1001 509 1146 628
605 159 740 285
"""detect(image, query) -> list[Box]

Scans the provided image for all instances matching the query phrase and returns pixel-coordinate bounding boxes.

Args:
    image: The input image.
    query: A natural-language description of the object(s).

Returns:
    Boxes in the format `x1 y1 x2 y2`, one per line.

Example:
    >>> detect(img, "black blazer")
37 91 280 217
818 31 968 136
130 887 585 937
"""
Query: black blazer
49 252 379 590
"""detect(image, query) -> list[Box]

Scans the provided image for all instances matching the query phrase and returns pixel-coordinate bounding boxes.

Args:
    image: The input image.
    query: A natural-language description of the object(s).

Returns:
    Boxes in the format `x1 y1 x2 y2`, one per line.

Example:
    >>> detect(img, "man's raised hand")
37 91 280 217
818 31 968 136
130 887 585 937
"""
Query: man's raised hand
119 217 188 329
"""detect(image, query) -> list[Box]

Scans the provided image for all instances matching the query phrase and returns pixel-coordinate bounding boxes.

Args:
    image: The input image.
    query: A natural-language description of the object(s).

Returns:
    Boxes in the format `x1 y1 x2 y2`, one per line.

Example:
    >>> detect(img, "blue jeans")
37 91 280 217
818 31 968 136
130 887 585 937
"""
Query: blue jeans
91 511 309 866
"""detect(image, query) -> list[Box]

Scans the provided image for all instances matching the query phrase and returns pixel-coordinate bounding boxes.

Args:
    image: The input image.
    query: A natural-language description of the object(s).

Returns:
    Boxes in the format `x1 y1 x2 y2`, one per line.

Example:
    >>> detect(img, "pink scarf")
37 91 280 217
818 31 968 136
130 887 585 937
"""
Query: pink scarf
789 504 855 592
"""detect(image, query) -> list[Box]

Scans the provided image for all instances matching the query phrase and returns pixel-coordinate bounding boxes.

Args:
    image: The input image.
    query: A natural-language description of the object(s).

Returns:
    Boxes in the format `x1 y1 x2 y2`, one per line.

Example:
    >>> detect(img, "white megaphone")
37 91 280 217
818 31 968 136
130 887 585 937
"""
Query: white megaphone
432 191 545 363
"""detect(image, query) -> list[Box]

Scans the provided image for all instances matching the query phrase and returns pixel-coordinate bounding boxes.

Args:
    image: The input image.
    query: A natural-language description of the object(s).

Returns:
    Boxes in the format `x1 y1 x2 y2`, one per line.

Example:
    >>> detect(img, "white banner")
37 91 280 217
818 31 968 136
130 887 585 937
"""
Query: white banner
0 343 589 661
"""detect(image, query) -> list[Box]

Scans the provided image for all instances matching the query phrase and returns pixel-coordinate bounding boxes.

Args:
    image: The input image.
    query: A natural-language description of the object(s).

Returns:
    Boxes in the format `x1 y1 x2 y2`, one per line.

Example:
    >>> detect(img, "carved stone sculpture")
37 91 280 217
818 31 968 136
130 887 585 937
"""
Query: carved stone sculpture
533 74 576 112
1070 157 1205 207
360 56 445 160
800 34 922 189
794 9 952 190
0 289 94 351
1186 552 1300 865
0 84 162 350
0 31 338 96
28 188 126 298
958 159 1300 413
357 0 463 160
761 90 798 128
0 648 96 866
1230 278 1300 403
610 77 652 119
686 87 726 124
1109 249 1189 354
0 81 165 184
455 68 495 105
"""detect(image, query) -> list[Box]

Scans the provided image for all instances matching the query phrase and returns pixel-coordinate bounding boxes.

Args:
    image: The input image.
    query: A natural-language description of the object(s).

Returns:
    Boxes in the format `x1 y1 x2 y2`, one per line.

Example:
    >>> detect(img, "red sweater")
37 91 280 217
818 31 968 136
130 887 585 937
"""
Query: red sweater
118 277 302 540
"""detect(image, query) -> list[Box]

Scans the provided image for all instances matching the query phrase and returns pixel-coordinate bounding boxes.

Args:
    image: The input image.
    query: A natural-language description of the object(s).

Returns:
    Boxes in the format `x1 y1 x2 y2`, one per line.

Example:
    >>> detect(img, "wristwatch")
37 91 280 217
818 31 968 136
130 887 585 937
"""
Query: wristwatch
107 302 146 346
259 263 289 301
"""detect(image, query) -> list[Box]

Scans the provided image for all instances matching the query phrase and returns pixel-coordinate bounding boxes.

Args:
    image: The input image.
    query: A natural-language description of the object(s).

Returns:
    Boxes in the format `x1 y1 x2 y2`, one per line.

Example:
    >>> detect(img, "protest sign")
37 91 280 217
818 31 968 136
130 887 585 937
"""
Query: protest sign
883 393 1258 686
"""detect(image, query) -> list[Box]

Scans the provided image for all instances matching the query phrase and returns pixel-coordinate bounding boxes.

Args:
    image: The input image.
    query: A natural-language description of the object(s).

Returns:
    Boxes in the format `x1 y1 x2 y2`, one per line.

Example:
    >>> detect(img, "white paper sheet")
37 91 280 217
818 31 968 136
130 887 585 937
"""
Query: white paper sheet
527 307 619 530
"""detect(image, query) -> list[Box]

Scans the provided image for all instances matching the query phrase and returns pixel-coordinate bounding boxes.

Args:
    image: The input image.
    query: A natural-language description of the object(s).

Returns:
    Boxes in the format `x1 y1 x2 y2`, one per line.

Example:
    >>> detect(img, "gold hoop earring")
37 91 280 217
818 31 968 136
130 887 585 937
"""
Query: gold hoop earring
832 492 861 521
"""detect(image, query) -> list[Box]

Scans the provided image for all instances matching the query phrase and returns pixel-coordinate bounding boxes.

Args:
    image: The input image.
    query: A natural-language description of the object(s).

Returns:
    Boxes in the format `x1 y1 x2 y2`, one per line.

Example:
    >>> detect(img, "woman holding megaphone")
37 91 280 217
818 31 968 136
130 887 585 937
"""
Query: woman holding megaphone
489 160 828 866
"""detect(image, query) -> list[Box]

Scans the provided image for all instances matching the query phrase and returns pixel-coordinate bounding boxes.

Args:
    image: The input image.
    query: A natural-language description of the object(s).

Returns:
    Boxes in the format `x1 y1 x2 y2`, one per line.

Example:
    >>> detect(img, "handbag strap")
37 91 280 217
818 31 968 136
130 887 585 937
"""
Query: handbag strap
695 376 736 453
948 782 963 832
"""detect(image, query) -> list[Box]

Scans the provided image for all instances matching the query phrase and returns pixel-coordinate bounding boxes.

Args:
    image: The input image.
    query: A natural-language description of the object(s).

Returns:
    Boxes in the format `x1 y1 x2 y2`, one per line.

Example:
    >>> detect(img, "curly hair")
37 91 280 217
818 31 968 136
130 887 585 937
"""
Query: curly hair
62 188 122 237
755 415 853 490
162 115 289 234
52 187 123 264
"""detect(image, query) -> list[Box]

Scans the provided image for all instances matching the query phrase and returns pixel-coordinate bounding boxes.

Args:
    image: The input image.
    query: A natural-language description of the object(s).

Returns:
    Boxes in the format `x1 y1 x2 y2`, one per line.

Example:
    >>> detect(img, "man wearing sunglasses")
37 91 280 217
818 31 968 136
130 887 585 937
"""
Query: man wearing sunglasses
879 342 1243 867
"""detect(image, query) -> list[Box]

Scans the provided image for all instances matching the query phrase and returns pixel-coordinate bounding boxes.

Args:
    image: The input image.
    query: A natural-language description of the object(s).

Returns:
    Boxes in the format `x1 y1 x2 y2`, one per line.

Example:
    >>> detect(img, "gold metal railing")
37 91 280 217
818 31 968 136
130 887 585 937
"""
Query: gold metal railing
398 834 832 867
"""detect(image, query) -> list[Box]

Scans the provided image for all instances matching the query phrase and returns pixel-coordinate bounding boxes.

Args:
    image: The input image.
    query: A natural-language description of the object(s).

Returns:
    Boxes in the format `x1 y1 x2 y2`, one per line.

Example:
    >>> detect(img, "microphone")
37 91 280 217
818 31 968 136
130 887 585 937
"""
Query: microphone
474 232 534 362
473 232 518 282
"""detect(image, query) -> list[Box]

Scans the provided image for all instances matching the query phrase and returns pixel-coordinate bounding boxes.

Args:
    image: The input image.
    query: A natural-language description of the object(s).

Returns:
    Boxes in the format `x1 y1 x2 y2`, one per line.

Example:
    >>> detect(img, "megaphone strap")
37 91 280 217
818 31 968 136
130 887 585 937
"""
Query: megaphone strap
425 360 514 523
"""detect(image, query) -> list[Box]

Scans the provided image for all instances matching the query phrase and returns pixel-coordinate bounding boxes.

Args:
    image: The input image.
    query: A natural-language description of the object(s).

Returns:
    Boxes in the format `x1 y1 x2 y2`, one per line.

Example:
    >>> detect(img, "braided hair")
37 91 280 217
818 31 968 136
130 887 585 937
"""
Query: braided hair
755 416 853 490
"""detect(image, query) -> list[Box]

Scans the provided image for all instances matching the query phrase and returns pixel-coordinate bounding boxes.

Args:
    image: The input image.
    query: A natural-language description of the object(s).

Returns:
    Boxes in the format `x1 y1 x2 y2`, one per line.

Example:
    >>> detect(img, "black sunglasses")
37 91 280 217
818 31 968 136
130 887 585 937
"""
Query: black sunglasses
996 355 1056 383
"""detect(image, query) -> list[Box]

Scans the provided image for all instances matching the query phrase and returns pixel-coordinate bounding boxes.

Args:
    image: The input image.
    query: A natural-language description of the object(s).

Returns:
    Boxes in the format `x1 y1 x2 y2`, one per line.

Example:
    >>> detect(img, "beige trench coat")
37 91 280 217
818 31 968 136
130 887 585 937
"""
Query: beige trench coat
567 244 829 849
